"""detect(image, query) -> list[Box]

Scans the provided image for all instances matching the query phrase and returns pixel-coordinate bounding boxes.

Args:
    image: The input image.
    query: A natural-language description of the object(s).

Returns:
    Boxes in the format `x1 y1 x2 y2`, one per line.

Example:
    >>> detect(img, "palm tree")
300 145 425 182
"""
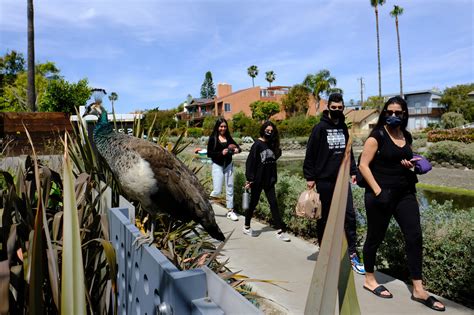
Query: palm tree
265 71 276 87
108 92 118 130
27 0 36 111
370 0 386 97
390 5 404 97
303 69 341 113
247 65 259 87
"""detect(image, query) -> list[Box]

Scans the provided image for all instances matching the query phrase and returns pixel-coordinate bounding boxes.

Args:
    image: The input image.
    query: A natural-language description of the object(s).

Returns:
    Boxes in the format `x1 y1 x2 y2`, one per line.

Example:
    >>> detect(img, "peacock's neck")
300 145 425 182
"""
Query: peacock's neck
94 111 113 137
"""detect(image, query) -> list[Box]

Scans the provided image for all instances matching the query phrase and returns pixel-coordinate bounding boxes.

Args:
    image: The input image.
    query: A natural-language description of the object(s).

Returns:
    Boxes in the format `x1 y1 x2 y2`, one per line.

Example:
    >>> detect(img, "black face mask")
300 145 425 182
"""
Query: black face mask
329 109 344 120
264 130 273 139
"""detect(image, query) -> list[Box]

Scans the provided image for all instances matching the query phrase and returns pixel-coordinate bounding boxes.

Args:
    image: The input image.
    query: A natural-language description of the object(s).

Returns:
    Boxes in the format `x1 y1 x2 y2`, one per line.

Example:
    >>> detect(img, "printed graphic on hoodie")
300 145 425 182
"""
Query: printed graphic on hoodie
260 149 276 164
327 129 346 150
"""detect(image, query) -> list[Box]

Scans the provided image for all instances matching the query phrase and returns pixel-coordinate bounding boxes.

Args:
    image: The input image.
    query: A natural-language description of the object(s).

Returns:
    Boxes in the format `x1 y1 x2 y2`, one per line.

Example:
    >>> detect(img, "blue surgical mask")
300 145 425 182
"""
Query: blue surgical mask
385 115 402 127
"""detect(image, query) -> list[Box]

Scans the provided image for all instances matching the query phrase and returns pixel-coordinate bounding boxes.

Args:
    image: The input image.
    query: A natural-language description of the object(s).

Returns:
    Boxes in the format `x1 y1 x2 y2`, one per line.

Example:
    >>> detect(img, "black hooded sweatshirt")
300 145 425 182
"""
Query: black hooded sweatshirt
303 111 357 182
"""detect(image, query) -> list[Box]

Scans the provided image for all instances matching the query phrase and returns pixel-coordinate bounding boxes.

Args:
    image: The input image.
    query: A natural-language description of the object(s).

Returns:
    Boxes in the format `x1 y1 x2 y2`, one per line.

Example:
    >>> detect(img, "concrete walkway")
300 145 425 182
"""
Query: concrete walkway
212 204 472 315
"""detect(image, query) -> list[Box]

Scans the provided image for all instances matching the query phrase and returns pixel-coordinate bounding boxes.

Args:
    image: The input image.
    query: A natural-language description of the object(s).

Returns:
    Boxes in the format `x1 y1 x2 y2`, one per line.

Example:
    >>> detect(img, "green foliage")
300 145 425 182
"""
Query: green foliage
363 96 384 109
441 112 467 129
231 111 260 138
143 108 179 136
200 71 216 99
439 83 474 122
0 50 25 91
427 129 474 143
0 71 50 112
277 114 320 137
426 140 474 167
249 100 280 121
39 78 90 114
247 65 259 87
187 127 203 138
265 70 276 87
302 69 341 101
202 116 217 136
281 84 309 117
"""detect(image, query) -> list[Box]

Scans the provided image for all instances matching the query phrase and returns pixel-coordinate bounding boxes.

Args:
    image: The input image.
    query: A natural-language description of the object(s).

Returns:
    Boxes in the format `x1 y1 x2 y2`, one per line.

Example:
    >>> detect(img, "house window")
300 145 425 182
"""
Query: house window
224 103 231 112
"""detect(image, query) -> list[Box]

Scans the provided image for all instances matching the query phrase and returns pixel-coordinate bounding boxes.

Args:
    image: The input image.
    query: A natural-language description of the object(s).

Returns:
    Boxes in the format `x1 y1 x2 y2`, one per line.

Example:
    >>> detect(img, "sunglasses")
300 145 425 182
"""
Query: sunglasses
329 105 344 110
385 110 404 117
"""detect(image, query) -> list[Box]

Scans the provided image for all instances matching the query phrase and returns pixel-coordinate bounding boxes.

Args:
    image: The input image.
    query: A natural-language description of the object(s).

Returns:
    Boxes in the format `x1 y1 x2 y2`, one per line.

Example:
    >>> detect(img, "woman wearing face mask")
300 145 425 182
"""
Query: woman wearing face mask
243 121 290 242
358 96 445 311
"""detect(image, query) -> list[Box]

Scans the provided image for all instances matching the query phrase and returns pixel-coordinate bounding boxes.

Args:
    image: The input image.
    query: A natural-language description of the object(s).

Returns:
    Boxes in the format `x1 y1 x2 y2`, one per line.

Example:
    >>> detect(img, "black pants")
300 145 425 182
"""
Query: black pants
316 180 357 255
245 184 284 231
363 188 422 279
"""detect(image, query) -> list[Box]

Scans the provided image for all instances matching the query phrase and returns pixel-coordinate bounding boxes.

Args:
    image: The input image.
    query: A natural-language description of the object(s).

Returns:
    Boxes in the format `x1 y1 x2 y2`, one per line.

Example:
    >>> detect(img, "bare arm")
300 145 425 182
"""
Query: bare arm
359 137 382 196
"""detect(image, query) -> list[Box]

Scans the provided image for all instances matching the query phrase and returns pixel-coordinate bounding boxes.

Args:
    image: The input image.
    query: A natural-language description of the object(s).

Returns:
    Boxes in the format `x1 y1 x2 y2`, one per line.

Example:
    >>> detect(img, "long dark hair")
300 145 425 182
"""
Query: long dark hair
259 120 280 153
371 96 410 135
210 117 234 149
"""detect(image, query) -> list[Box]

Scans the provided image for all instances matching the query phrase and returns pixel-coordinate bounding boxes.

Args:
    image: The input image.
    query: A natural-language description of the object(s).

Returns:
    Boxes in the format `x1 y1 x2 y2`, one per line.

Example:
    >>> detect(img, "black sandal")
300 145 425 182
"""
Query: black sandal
363 285 393 298
411 295 446 312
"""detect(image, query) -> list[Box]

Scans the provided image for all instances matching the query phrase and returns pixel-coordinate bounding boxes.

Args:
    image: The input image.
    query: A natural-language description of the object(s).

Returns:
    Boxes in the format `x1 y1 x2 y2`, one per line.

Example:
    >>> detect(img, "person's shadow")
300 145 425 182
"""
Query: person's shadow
307 251 320 261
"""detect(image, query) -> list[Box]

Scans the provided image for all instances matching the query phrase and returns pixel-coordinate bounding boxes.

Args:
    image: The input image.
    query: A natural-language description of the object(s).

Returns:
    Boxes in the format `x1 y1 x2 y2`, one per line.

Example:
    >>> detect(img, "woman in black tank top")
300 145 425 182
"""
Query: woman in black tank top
358 96 445 311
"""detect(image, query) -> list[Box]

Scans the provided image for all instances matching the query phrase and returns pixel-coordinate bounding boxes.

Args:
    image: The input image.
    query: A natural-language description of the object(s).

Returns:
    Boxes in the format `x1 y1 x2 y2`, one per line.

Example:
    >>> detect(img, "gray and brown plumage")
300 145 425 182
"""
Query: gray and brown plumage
83 103 225 241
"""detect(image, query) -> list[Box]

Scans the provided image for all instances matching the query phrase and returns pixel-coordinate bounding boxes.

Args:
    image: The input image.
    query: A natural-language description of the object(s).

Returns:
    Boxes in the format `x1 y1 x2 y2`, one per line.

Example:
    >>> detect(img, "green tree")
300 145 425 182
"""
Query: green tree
27 0 36 111
363 95 384 109
231 111 260 138
390 5 404 96
39 78 91 114
439 83 474 122
108 92 118 112
247 65 259 87
249 100 280 121
0 50 25 92
143 108 179 135
441 112 467 129
281 84 309 117
303 69 341 112
265 70 276 87
200 71 216 99
371 0 386 97
0 62 56 112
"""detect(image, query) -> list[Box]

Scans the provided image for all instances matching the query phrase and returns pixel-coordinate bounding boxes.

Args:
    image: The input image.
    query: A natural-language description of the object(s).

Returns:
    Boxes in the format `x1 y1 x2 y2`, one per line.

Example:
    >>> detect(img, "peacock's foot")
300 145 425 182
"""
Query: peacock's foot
132 223 155 248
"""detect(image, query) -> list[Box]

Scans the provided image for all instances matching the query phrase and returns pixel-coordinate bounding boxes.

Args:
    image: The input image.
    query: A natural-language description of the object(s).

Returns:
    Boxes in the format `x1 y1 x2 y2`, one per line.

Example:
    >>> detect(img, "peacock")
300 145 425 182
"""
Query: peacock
83 102 225 242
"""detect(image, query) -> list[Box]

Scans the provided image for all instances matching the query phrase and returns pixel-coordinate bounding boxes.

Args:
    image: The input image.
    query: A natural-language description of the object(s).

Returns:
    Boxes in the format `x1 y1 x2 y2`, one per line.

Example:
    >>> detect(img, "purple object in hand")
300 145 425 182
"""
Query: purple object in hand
413 154 432 174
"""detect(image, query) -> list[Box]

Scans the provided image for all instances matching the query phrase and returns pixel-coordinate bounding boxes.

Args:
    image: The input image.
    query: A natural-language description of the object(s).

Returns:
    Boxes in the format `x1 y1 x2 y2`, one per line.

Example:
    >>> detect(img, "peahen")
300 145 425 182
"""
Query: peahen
83 102 225 242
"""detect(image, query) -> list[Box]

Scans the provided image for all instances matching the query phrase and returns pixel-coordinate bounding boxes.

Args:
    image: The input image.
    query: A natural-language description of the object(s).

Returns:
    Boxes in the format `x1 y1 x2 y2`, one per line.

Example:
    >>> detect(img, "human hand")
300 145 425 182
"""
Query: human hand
244 181 252 189
307 181 315 189
401 159 415 169
374 187 382 196
351 175 357 184
222 148 229 155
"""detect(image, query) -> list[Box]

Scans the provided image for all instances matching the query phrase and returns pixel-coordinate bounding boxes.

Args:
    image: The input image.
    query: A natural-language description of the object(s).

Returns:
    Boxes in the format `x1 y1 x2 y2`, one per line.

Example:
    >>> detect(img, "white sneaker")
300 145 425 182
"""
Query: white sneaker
243 227 256 237
276 232 290 242
226 211 238 221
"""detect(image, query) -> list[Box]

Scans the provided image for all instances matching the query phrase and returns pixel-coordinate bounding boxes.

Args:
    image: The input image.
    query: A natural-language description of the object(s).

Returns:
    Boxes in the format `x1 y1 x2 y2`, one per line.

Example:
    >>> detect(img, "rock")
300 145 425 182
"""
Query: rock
454 163 464 169
441 162 450 168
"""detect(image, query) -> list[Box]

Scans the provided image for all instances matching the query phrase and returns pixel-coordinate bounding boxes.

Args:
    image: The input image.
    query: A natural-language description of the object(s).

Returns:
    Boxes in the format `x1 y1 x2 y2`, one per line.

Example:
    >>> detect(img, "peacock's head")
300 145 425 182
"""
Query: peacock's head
83 102 106 118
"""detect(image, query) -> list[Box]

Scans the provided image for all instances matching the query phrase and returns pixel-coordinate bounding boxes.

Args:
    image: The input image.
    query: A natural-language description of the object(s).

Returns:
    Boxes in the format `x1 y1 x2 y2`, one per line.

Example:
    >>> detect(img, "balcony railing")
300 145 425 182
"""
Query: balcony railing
178 112 214 121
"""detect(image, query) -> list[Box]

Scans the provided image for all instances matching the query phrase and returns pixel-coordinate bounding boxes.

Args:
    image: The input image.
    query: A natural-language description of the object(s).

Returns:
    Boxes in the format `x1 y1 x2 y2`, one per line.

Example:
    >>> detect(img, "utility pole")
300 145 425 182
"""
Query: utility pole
357 77 365 108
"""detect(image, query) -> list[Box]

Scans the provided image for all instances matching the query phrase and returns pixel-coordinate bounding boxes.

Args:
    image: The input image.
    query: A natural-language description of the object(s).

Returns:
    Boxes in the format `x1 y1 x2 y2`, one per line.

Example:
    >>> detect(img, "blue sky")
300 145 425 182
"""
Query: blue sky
1 0 473 114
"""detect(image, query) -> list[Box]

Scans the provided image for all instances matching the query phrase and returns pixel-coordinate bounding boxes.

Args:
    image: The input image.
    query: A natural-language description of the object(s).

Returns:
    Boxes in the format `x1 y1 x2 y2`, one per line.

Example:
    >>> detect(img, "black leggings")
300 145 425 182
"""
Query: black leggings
363 188 422 279
316 180 357 255
245 184 284 231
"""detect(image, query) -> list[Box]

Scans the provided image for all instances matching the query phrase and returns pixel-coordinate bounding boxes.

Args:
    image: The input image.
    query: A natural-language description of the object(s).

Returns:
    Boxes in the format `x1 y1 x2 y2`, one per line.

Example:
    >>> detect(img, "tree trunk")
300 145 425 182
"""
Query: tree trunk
375 6 382 98
252 77 255 87
27 0 36 112
396 18 403 97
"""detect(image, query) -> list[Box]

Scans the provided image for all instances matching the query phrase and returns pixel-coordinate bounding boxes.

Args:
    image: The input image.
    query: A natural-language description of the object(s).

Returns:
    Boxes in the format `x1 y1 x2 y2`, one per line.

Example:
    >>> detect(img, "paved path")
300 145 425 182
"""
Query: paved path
212 204 472 315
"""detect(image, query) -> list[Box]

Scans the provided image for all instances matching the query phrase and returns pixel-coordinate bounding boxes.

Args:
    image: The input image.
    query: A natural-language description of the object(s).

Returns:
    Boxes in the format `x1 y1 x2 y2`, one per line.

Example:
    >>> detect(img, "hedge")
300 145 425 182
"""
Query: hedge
426 140 474 168
427 128 474 143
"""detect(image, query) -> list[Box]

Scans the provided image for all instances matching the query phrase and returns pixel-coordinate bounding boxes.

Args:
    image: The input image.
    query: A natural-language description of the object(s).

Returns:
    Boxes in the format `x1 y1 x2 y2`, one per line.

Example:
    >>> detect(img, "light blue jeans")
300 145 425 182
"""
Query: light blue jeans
210 162 234 209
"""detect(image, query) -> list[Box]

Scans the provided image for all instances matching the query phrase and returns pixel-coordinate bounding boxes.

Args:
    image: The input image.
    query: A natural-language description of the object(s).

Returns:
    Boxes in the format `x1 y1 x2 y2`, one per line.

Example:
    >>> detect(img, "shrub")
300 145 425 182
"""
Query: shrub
427 128 474 143
277 114 320 137
426 140 474 167
187 127 203 138
441 112 467 129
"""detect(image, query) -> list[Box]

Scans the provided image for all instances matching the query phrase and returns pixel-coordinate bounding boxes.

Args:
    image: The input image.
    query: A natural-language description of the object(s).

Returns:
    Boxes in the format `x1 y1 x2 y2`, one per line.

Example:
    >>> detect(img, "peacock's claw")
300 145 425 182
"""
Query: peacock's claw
133 224 155 248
